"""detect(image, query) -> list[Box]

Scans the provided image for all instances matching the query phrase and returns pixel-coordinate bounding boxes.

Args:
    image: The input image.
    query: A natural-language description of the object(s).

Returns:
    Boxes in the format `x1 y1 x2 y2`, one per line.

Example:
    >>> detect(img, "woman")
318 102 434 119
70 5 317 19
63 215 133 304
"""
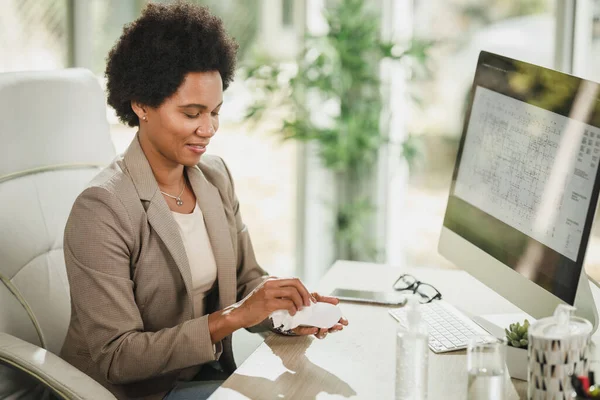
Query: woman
59 3 347 400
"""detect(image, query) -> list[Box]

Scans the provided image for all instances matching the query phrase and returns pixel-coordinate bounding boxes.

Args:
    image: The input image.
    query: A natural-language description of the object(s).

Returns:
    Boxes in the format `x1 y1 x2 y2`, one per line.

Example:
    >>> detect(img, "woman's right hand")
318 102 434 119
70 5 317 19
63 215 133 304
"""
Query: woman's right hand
233 278 316 328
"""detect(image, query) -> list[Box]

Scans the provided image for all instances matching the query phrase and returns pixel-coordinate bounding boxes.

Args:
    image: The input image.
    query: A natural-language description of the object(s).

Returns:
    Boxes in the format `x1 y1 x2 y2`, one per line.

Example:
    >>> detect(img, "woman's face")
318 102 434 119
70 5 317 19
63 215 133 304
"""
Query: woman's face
139 70 223 168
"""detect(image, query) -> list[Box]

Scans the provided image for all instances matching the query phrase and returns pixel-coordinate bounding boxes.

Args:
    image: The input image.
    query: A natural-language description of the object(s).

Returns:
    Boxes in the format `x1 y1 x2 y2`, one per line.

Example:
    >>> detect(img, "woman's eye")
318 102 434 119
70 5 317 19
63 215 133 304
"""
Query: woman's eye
211 112 220 117
185 113 199 119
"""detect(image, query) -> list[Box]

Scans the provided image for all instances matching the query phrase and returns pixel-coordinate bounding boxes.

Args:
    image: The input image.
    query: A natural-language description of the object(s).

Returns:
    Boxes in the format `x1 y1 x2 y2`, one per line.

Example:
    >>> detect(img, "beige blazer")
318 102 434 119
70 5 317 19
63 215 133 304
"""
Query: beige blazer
59 136 268 400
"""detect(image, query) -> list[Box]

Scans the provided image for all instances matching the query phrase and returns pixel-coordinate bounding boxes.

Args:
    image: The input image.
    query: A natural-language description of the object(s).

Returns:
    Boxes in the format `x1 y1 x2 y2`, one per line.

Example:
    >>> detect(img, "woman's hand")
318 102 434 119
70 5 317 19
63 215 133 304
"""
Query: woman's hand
291 293 349 339
233 277 315 329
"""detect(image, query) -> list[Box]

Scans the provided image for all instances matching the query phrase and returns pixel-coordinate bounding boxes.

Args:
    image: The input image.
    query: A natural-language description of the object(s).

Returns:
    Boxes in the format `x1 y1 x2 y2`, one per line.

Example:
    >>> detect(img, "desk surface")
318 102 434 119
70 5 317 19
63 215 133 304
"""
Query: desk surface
210 261 600 399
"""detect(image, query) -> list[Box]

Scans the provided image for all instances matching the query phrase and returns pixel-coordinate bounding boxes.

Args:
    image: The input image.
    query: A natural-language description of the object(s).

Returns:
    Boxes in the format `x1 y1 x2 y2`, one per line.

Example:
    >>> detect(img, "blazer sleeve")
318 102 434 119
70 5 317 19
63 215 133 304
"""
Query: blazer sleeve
218 158 269 301
63 186 219 385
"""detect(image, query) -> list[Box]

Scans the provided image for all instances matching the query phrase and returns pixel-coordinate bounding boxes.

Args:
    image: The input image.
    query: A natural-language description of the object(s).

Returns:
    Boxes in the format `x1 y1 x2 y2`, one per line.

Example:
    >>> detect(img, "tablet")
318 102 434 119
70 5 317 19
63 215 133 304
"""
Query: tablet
330 288 407 306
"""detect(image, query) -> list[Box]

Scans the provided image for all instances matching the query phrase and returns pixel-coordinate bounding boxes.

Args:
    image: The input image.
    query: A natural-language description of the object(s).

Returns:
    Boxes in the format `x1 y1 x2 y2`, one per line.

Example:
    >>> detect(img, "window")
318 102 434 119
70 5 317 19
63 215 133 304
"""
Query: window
572 0 600 280
0 0 68 72
86 0 298 278
399 0 556 269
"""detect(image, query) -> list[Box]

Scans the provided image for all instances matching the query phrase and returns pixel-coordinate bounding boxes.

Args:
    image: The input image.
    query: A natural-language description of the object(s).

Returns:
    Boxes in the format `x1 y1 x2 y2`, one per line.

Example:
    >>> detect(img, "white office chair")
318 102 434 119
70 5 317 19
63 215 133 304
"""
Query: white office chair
0 69 117 399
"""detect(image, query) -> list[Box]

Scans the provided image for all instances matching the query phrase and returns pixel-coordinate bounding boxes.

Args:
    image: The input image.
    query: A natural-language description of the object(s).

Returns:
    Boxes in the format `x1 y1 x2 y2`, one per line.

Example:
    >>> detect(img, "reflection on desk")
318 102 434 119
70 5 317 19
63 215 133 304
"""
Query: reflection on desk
218 335 356 399
210 260 598 399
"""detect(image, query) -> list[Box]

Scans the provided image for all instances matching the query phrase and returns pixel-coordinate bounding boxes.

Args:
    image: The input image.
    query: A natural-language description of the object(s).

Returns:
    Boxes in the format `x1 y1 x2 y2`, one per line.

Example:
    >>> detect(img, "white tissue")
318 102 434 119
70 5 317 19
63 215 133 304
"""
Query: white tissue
270 302 343 331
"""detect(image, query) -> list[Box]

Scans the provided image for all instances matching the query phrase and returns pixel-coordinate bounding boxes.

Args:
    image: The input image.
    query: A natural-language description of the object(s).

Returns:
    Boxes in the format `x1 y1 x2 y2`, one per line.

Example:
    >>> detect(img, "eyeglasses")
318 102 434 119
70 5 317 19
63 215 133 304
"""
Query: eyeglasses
392 274 442 304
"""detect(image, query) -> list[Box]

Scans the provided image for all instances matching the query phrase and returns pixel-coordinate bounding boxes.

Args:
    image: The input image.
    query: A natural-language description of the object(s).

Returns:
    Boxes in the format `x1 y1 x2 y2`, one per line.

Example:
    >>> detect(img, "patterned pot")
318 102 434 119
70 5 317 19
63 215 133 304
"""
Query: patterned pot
527 305 592 400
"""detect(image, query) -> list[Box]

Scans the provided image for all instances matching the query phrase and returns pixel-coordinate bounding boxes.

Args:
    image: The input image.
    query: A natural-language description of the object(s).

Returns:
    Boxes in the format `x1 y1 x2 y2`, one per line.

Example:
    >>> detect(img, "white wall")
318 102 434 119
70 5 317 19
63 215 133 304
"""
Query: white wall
297 0 337 288
259 0 301 61
380 0 413 268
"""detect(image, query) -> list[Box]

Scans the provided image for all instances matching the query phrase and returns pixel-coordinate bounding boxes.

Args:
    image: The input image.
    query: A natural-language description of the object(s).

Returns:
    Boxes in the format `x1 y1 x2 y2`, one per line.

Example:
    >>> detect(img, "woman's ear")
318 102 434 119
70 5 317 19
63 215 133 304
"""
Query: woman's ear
131 101 147 121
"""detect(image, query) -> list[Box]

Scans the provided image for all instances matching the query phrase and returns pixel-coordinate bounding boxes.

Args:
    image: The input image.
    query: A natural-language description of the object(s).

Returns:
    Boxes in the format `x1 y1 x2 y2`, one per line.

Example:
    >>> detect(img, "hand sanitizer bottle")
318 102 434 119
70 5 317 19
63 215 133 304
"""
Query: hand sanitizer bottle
395 295 429 400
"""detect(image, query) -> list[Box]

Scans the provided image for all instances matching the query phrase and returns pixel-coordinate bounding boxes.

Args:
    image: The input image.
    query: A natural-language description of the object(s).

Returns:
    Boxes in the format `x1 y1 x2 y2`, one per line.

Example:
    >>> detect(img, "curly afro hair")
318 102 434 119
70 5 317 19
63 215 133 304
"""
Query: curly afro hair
105 2 239 127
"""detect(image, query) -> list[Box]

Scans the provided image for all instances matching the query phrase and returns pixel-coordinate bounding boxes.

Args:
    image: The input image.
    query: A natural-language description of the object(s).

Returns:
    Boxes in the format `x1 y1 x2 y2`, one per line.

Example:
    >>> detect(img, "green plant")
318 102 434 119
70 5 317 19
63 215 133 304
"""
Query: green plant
505 319 530 349
242 0 432 261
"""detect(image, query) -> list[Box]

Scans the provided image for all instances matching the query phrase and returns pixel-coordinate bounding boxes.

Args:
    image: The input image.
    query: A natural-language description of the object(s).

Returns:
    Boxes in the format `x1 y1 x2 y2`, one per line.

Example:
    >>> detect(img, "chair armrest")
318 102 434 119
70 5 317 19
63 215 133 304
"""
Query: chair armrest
0 333 116 400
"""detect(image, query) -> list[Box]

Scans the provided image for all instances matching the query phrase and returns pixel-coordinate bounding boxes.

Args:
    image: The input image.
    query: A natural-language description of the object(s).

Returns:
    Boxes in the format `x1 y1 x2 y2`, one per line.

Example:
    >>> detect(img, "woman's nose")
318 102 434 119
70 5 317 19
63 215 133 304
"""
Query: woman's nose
196 116 215 136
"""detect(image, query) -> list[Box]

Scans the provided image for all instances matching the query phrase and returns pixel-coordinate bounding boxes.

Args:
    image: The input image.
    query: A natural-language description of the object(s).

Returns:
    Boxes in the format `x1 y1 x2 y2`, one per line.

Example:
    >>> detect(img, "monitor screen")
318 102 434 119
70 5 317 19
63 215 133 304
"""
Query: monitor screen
443 51 600 305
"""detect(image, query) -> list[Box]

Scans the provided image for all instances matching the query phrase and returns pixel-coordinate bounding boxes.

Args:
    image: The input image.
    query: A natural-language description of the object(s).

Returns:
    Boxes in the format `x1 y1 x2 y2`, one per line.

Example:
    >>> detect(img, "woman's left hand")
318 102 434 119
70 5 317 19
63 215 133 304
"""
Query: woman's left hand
291 293 349 339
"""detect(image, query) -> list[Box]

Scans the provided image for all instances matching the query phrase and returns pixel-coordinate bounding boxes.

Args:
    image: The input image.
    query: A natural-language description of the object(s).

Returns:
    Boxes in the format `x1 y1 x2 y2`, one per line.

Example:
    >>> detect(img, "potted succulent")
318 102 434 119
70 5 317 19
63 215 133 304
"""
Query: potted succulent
505 319 529 381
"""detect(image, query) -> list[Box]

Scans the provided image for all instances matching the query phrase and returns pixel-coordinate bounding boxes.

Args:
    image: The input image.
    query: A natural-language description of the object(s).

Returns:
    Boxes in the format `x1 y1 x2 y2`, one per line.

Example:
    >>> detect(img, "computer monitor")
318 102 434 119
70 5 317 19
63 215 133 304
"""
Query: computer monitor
438 50 600 332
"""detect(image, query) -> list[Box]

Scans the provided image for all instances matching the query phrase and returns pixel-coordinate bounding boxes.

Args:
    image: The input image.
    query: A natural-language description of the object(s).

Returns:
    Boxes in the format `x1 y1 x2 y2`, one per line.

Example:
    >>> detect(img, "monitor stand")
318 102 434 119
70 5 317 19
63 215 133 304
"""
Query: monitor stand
575 272 599 334
471 272 599 338
471 312 535 340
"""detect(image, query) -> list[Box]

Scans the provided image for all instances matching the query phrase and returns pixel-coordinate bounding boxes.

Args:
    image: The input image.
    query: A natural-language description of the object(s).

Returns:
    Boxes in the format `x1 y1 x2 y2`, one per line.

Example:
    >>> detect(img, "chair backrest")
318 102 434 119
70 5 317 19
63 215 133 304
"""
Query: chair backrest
0 69 116 357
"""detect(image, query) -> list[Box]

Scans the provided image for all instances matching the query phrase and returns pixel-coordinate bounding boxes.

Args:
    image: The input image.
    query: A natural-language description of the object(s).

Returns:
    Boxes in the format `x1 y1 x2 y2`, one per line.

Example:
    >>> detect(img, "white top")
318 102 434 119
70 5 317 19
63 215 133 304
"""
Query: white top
171 204 218 316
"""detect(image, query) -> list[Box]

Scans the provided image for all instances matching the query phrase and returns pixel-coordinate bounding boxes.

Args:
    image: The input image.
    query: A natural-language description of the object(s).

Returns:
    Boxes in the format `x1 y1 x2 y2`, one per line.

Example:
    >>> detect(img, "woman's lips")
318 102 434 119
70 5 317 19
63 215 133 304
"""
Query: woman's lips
186 144 206 154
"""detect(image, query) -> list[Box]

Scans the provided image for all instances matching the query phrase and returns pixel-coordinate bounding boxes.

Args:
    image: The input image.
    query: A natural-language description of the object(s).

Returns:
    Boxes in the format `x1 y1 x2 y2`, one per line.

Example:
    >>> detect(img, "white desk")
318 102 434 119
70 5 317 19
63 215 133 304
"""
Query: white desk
210 260 600 399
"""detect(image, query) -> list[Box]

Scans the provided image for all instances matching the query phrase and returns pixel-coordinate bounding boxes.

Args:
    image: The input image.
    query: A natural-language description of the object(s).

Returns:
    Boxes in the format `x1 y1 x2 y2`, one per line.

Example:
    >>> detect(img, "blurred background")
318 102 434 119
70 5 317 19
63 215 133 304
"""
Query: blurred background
3 0 600 287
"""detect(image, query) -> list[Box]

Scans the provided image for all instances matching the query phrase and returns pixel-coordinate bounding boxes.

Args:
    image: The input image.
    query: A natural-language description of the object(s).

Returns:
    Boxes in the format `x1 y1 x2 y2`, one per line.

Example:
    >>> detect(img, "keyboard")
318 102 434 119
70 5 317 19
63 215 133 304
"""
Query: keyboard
389 300 493 353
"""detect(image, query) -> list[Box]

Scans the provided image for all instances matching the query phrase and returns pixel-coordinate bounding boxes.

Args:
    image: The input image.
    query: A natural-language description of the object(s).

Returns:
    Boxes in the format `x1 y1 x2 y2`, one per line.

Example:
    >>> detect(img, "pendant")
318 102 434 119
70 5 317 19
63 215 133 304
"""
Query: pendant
176 197 183 206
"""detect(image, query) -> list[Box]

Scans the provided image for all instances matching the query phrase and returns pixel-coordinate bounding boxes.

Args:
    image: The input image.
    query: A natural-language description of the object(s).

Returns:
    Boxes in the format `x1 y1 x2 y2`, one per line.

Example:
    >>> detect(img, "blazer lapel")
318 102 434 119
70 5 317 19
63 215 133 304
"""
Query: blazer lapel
122 136 195 317
187 165 237 309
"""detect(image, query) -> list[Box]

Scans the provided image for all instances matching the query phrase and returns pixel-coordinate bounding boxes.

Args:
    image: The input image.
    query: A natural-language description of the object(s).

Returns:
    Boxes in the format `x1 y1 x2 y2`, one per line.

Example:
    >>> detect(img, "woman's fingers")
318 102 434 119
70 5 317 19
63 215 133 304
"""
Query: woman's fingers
328 323 344 333
270 278 314 306
312 293 339 305
272 298 298 316
292 326 319 336
315 327 328 339
287 324 343 337
339 317 349 326
267 287 305 311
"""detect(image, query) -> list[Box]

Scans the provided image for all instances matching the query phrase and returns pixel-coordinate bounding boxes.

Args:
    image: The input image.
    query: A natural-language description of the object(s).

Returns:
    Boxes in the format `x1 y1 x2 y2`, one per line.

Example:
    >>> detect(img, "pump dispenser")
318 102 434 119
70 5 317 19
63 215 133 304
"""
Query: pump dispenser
395 295 429 400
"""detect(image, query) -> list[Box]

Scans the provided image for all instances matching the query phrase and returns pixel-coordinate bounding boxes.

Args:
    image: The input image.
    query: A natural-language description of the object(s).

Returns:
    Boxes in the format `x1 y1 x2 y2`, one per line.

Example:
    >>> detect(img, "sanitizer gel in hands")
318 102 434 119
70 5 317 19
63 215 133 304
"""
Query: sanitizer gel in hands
395 295 429 400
